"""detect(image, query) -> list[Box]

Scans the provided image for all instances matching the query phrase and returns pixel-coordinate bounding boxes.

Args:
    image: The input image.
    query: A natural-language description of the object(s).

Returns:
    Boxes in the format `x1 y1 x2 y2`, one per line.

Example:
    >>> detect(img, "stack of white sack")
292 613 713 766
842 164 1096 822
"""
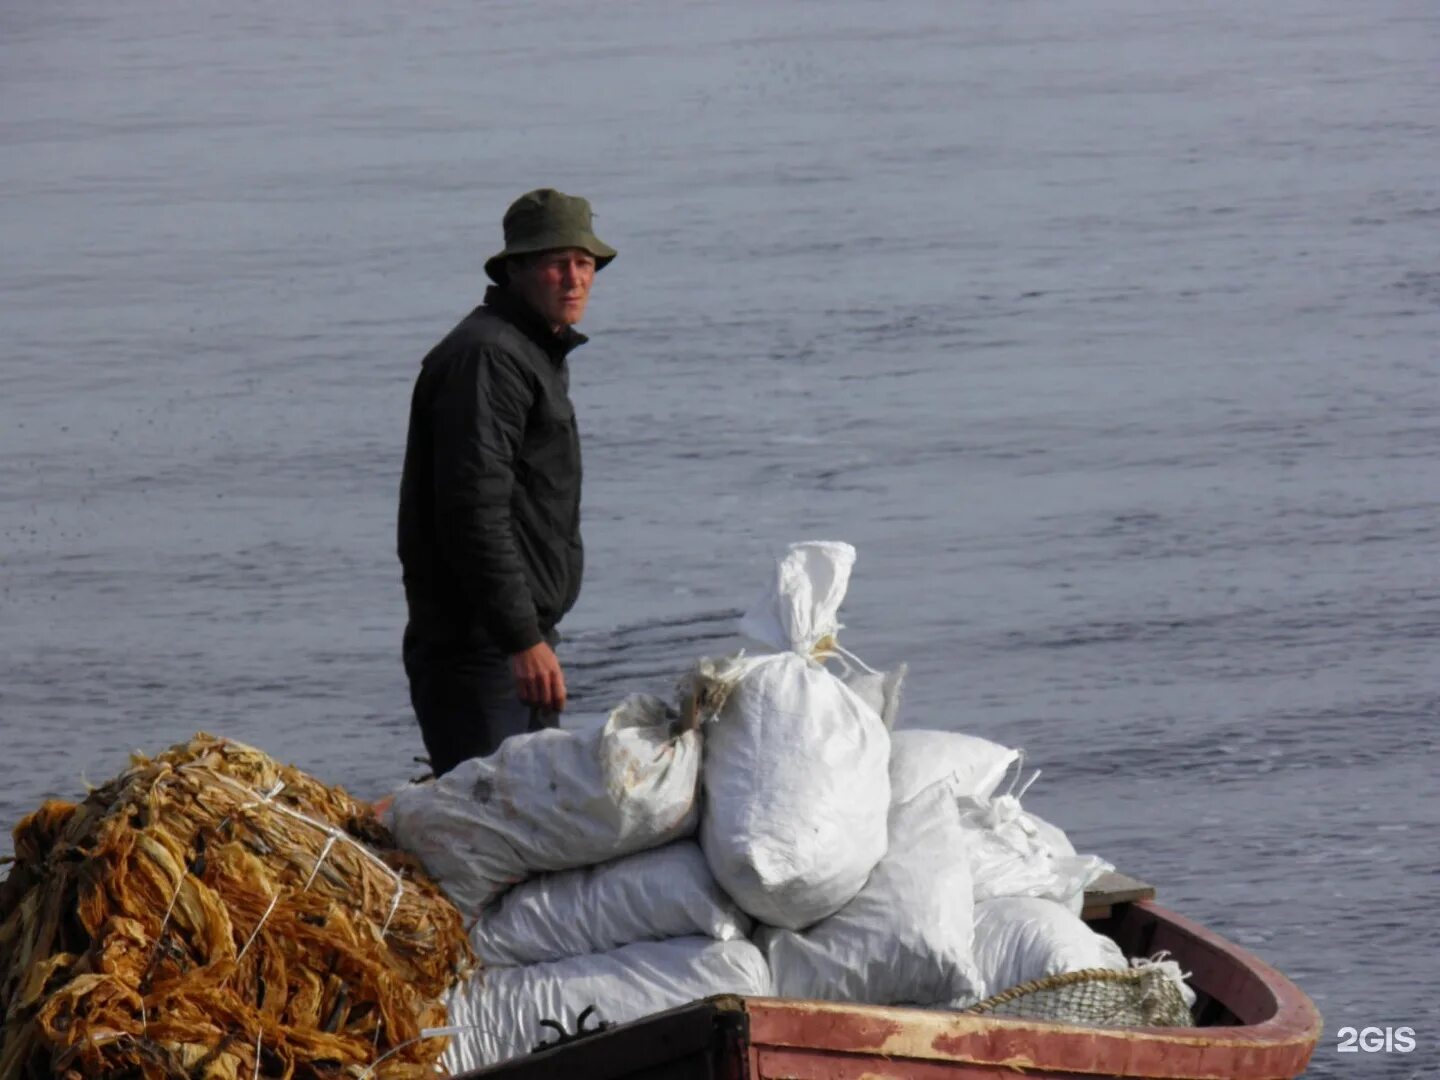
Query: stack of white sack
886 726 1156 1006
439 838 771 1073
386 692 702 918
697 540 892 930
756 730 1112 1009
386 699 770 1073
756 778 984 1007
394 538 1176 1070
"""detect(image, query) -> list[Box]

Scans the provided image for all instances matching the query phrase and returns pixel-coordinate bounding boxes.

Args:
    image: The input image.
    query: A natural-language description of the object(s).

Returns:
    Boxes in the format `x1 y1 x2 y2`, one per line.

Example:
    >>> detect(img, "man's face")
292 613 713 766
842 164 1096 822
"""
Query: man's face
509 248 597 330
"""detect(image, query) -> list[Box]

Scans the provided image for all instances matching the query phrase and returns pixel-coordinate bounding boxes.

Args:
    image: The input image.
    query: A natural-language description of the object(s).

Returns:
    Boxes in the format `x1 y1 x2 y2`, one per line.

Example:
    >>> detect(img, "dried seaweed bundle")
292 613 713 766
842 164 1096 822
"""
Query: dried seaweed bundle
0 734 473 1079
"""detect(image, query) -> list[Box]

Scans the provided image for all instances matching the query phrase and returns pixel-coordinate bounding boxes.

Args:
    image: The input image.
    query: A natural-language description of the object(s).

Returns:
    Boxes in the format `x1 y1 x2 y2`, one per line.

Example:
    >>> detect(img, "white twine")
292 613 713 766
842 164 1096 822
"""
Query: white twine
825 639 879 676
379 884 404 940
175 764 409 943
979 755 1041 831
1000 751 1040 802
241 780 288 811
237 892 282 961
302 835 339 891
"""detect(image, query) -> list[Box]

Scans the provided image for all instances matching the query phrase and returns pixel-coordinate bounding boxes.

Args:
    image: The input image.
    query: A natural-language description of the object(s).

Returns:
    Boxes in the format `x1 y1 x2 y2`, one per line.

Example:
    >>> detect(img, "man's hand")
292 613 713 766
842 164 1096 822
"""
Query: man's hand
509 641 567 712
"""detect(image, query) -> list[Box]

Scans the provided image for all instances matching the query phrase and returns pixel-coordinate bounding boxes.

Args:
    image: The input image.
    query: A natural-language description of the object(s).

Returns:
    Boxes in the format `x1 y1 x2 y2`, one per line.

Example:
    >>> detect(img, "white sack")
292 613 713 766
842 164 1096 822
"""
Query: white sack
756 779 982 1007
971 897 1127 997
443 937 771 1073
388 694 700 917
700 541 891 930
889 728 1019 806
960 793 1112 911
471 841 751 966
700 653 890 929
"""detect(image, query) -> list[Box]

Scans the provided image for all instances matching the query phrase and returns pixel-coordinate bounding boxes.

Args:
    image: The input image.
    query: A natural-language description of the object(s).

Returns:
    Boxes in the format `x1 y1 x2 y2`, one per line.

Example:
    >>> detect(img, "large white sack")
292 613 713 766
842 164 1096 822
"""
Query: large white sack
699 654 891 929
889 728 1019 805
756 779 983 1007
388 694 700 918
700 540 891 930
471 841 751 966
443 937 771 1073
959 792 1112 910
971 897 1127 997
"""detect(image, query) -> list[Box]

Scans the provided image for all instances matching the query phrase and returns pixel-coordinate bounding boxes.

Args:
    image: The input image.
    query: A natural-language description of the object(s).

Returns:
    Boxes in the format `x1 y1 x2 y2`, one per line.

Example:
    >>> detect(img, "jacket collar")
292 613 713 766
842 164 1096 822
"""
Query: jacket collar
483 285 588 361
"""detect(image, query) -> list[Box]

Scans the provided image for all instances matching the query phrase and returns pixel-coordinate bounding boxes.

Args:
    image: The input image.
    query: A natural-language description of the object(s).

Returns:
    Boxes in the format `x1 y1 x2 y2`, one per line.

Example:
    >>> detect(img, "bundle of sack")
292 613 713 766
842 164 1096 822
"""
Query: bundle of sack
385 541 1185 1074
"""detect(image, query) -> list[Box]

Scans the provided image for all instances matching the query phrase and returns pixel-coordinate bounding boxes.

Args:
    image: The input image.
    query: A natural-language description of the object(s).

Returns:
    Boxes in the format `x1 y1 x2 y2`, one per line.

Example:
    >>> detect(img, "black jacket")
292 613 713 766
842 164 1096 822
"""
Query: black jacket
399 286 585 655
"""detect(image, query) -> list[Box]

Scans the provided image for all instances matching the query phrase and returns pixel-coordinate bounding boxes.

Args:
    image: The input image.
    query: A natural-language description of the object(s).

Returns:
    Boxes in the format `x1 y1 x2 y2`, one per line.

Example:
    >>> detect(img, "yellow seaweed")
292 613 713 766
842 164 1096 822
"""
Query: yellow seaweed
0 733 473 1079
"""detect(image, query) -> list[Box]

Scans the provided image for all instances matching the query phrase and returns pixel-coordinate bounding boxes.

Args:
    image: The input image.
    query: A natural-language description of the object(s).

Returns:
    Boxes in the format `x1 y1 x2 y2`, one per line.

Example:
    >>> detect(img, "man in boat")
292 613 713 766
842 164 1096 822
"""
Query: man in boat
397 188 616 776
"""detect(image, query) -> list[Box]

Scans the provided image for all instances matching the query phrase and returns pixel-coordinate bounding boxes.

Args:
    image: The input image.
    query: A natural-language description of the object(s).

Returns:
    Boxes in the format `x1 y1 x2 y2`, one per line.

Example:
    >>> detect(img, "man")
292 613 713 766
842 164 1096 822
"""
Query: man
398 188 616 776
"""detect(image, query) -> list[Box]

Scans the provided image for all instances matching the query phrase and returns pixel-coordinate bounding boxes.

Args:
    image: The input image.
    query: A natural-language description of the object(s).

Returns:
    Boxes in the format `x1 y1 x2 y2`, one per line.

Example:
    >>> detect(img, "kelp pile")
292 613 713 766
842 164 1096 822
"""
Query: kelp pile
0 734 473 1079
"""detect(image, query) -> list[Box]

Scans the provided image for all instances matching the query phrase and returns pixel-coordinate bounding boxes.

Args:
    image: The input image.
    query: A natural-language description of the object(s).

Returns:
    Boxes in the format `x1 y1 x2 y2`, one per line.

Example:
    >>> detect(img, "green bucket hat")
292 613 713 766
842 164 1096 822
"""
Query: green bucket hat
484 188 617 285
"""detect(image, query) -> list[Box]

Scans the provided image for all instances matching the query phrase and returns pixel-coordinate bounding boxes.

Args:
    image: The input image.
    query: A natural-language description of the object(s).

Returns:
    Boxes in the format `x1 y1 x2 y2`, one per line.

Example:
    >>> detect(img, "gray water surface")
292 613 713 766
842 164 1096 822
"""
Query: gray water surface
3 3 1438 1076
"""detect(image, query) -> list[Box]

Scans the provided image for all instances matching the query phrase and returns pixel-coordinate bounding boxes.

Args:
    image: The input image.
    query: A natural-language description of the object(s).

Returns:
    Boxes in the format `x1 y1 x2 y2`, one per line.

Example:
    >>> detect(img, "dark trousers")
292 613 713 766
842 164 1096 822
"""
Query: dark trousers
404 628 559 777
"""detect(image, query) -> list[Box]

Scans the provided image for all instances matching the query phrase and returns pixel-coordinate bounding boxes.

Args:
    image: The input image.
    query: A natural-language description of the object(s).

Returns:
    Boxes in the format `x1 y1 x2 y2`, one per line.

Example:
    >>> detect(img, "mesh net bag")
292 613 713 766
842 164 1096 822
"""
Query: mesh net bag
0 733 474 1079
963 966 1196 1029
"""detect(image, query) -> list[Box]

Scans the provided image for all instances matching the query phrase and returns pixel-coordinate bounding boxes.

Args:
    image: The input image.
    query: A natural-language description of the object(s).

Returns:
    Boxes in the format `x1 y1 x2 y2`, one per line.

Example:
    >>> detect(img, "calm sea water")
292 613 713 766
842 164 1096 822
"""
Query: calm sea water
3 2 1437 1075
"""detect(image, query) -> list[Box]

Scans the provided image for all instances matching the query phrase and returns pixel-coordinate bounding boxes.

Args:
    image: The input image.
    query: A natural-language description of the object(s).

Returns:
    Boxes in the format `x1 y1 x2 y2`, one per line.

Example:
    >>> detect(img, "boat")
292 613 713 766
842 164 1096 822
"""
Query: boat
452 873 1322 1079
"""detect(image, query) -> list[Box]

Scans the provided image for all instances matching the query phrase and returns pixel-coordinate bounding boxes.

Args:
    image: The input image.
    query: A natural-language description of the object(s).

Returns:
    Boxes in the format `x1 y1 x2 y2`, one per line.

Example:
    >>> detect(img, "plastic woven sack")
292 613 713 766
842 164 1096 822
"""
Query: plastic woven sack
970 897 1127 1000
471 841 750 966
388 693 701 918
698 541 891 931
888 728 1019 806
